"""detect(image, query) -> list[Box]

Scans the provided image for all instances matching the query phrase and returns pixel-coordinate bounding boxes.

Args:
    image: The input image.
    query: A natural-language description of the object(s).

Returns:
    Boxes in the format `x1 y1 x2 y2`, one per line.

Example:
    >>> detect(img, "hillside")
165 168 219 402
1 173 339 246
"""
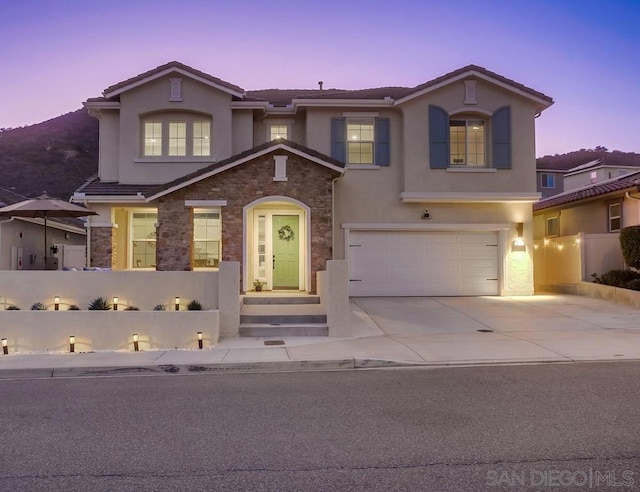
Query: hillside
0 109 98 200
537 147 640 171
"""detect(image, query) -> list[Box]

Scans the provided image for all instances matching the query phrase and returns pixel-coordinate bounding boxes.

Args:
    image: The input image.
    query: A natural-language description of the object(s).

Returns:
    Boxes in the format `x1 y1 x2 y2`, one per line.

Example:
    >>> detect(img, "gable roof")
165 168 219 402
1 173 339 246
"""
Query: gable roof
72 140 344 203
94 61 553 113
102 61 245 98
533 170 640 211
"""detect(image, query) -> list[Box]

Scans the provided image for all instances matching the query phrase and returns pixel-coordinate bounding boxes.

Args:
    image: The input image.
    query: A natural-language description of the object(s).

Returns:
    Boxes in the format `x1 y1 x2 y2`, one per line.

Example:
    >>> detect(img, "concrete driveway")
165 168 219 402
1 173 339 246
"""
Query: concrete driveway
287 294 640 365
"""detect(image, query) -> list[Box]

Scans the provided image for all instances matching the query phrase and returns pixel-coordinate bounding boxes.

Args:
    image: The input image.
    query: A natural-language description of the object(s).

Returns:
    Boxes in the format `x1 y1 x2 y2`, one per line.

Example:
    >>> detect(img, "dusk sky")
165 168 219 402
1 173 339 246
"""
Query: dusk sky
1 0 639 157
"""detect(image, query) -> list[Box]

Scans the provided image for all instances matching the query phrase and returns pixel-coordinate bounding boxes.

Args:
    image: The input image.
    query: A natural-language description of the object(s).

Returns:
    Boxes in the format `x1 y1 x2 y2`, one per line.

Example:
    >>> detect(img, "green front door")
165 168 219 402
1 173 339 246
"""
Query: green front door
272 215 299 289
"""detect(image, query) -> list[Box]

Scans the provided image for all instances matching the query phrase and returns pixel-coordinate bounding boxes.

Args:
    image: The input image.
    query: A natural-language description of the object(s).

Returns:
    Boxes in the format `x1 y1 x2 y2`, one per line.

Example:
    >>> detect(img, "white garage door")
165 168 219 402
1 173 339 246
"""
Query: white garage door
348 231 499 296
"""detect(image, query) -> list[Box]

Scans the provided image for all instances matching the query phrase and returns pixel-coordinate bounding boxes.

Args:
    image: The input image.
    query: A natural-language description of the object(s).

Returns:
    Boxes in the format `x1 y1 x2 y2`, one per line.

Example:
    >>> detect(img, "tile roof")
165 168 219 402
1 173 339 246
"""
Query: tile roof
74 140 344 200
93 61 553 108
533 170 640 211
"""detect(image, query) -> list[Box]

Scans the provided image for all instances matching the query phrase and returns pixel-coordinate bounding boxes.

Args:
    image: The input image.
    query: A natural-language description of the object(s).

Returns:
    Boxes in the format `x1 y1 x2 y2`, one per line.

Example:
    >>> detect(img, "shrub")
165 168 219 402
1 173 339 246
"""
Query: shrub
620 226 640 270
592 269 640 287
69 305 80 311
30 302 47 311
88 297 112 310
124 306 140 311
627 279 640 291
6 305 20 310
153 304 166 311
187 300 203 311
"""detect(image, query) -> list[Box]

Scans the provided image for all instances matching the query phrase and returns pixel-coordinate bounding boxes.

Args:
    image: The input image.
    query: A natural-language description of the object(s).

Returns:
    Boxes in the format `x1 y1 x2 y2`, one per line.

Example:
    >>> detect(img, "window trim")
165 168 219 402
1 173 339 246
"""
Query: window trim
346 117 375 165
449 117 486 167
540 173 555 189
130 210 158 270
141 114 212 158
608 202 622 232
193 208 222 269
546 216 559 238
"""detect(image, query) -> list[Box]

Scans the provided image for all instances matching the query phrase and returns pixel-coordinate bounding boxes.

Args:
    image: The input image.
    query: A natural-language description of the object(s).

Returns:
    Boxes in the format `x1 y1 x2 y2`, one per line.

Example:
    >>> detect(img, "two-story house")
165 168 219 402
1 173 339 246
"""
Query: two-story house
74 61 553 296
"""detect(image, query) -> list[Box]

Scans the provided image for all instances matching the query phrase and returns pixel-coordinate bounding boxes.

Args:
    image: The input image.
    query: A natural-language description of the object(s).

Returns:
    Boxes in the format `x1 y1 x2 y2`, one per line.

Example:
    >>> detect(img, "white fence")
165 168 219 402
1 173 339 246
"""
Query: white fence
534 233 625 290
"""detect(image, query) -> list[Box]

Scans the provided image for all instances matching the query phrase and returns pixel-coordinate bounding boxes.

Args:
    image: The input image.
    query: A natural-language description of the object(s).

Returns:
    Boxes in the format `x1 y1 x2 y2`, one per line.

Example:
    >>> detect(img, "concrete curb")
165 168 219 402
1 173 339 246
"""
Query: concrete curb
1 357 639 380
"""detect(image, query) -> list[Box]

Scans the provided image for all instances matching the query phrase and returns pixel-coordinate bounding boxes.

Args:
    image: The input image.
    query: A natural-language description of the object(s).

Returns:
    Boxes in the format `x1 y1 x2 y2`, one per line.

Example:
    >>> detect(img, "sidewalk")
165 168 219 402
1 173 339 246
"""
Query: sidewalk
2 294 640 378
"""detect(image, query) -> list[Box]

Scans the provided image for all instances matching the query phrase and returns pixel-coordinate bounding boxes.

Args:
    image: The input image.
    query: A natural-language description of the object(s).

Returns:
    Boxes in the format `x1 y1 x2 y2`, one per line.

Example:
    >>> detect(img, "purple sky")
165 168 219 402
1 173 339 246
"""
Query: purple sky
1 0 639 157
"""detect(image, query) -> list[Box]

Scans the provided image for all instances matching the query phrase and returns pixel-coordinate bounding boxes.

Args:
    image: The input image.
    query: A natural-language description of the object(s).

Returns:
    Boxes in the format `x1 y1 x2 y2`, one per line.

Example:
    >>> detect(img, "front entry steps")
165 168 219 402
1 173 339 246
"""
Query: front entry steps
240 295 327 337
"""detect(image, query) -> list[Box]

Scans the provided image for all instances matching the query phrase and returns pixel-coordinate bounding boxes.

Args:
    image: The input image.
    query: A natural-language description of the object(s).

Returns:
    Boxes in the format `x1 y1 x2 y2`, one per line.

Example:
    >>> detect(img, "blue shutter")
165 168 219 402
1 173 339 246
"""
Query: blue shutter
375 117 390 166
331 117 346 163
429 105 449 169
492 106 511 169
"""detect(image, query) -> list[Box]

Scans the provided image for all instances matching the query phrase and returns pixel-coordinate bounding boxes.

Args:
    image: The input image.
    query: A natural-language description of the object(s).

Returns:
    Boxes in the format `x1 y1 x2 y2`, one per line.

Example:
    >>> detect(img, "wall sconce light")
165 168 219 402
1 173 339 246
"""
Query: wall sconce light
197 331 203 350
132 333 139 352
422 209 431 220
69 335 75 353
54 296 60 311
113 296 119 311
2 338 8 355
511 222 526 252
175 297 180 311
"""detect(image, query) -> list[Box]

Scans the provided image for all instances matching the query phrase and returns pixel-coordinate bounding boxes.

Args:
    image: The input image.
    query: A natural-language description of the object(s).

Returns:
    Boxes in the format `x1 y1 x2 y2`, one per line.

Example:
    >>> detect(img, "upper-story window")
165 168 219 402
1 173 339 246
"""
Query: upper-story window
540 173 555 188
449 119 485 166
169 122 186 156
330 116 390 166
144 122 163 156
347 118 375 164
429 105 511 170
608 202 622 232
141 114 211 157
270 125 288 140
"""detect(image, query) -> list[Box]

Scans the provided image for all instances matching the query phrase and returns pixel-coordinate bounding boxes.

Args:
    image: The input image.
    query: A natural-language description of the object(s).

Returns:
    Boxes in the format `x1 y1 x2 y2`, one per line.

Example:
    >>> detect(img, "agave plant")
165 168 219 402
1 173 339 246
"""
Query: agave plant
187 299 203 311
124 306 140 311
30 302 47 311
153 304 166 311
6 305 20 310
88 297 112 310
69 305 80 311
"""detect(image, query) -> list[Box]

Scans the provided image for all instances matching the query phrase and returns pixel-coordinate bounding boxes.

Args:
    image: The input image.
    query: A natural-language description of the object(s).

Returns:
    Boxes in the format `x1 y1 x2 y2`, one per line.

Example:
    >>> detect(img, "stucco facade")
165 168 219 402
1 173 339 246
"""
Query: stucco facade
76 61 552 295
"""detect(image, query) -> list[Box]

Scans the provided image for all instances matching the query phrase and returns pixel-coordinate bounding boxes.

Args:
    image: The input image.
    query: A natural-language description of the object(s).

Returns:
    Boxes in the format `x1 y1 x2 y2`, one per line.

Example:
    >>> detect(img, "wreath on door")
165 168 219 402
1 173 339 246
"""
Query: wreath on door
278 224 295 242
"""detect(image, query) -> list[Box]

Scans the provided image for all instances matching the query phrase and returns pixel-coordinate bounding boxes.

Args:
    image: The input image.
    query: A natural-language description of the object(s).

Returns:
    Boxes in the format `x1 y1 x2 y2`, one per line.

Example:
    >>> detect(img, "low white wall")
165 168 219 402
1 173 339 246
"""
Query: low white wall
0 264 246 353
318 260 350 337
1 311 219 352
0 270 219 311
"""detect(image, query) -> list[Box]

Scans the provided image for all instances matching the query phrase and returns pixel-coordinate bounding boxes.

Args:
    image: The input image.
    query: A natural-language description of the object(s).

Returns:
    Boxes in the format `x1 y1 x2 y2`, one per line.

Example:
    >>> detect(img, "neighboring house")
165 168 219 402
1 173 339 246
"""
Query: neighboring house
74 61 553 296
536 154 640 199
0 187 87 270
532 170 640 289
533 170 640 237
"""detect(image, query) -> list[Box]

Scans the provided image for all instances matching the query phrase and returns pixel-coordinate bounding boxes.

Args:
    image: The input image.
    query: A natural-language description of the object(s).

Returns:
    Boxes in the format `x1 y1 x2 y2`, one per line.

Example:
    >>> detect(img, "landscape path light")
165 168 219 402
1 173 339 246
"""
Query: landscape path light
69 335 75 353
2 338 8 355
54 296 60 311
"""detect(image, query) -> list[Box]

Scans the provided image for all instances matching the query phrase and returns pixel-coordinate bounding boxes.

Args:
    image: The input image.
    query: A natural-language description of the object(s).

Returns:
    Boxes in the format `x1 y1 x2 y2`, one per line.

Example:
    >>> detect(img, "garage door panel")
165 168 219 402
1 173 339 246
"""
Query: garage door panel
349 230 499 296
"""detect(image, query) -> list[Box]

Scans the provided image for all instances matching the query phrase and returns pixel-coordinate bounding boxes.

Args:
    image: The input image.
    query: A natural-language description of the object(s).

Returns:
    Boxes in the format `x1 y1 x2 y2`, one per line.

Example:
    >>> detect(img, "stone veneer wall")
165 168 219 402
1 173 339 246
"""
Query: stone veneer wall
90 226 116 269
156 191 193 271
152 150 341 291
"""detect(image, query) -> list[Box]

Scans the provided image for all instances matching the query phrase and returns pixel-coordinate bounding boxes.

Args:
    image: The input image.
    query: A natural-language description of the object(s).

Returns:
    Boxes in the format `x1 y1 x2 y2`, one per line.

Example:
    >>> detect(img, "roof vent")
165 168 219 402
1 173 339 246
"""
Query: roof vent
318 81 323 90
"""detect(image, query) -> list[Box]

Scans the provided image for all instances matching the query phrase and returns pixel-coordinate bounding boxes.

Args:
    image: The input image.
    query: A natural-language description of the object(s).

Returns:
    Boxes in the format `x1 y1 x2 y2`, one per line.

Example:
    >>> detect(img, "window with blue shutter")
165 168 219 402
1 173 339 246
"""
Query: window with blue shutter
375 118 390 166
331 117 346 163
492 106 511 169
429 105 449 168
332 116 391 165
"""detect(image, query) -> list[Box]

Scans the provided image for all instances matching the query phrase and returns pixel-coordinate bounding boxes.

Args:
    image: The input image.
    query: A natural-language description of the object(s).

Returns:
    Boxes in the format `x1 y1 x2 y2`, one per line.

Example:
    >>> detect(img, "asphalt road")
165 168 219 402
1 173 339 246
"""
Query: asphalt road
1 362 639 491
